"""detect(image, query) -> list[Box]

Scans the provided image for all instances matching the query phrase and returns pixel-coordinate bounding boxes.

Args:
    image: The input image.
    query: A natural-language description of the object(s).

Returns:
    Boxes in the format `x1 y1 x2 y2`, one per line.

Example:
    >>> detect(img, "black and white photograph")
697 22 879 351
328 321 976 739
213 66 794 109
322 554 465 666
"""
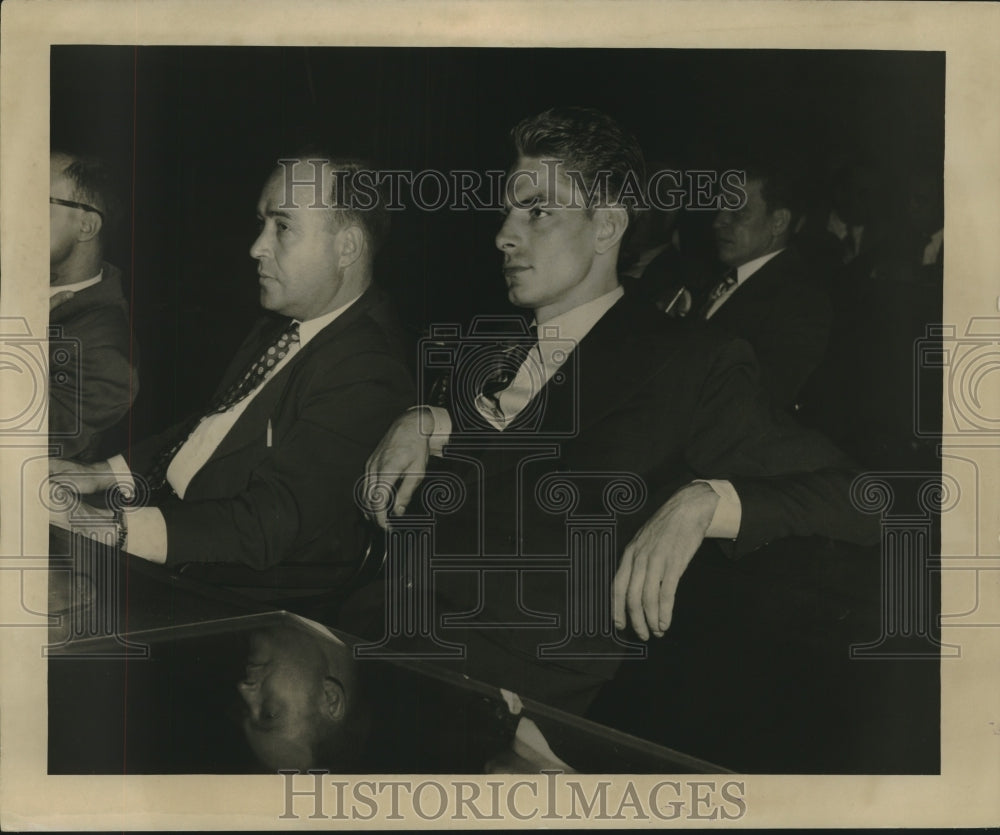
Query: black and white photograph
1 0 998 829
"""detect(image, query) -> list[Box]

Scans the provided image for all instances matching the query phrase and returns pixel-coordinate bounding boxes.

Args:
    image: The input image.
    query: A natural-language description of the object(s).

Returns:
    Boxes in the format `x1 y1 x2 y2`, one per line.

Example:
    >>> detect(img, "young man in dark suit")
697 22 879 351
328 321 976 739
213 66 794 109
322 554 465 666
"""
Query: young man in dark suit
49 153 414 573
356 107 879 718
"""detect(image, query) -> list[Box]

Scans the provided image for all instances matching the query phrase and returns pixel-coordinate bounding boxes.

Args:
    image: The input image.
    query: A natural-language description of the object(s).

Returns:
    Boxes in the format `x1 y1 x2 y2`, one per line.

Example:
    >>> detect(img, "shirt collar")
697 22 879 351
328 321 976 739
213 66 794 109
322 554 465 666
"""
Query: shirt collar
534 285 624 343
296 292 363 347
735 248 784 284
49 270 102 297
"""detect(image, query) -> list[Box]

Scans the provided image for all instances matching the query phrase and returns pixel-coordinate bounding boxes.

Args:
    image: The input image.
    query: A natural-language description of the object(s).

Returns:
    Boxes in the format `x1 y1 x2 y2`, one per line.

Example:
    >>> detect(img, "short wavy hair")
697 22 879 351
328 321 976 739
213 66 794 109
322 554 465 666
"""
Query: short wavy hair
277 147 391 257
510 106 646 224
52 151 123 239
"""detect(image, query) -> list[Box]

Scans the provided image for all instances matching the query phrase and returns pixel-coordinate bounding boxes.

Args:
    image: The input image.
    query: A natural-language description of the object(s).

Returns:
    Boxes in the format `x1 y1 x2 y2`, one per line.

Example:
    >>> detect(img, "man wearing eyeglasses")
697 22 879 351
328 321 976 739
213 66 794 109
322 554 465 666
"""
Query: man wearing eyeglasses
49 151 138 461
49 151 414 576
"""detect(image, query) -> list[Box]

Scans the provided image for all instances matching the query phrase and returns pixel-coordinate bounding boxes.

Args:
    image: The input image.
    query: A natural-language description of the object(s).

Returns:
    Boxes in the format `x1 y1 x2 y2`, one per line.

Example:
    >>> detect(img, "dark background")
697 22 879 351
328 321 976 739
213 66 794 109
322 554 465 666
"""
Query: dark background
51 46 944 444
49 47 945 774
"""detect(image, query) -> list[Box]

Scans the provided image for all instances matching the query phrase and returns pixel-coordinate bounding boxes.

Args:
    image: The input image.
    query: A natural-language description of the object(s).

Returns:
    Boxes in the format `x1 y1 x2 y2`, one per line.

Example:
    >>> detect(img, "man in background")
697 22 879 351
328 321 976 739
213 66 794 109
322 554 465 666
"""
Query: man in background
49 150 138 461
705 157 832 409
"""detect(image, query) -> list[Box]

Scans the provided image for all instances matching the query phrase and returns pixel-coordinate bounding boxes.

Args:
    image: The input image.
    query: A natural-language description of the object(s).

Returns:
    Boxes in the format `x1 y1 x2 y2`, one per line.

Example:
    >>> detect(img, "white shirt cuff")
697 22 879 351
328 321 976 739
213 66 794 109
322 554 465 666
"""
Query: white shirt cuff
106 454 168 563
409 405 453 456
123 507 168 564
107 454 135 492
695 479 742 539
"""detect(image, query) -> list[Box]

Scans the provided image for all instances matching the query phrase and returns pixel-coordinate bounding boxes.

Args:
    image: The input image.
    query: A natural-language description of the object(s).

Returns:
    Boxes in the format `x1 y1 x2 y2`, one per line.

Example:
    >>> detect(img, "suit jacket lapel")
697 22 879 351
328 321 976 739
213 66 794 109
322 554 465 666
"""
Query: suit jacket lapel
194 286 381 471
465 294 671 481
570 294 672 432
710 249 793 325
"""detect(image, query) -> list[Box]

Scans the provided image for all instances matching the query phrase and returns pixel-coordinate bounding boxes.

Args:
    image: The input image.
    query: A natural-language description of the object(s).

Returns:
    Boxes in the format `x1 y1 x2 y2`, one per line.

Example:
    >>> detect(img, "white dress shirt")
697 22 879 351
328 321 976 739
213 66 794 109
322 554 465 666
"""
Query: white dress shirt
424 285 741 539
826 210 865 262
704 248 784 320
110 294 362 562
922 228 944 266
50 270 102 296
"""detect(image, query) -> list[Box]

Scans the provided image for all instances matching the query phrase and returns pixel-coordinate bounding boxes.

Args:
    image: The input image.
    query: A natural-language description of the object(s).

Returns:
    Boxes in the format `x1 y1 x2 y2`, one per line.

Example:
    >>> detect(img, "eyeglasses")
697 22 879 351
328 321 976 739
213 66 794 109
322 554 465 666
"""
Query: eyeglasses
49 196 104 221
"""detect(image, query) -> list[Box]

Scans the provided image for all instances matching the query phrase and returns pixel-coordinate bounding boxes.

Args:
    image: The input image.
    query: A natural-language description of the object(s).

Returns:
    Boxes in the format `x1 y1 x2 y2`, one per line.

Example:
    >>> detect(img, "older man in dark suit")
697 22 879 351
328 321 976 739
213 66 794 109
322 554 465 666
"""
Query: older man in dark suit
705 157 833 409
356 108 879 719
50 152 414 575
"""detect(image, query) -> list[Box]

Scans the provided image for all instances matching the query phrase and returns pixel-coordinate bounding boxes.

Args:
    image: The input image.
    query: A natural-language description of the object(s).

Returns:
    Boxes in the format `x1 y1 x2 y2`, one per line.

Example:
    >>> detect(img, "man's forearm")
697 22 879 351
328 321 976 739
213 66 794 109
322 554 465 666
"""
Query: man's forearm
420 405 453 456
696 479 742 539
102 455 169 561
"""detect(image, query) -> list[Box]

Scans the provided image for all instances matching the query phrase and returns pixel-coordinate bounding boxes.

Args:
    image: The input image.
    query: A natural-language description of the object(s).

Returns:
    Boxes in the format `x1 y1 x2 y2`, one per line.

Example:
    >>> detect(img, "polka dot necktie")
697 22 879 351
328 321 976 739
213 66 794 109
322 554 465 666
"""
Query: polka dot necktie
146 320 300 490
210 320 300 413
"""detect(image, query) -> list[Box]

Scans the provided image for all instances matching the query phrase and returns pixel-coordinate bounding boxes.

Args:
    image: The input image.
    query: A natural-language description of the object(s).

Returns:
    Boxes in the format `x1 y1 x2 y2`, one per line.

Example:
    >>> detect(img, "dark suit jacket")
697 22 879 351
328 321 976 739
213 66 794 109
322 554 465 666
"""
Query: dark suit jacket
49 263 138 461
351 292 880 711
126 284 415 570
626 243 715 313
701 247 832 408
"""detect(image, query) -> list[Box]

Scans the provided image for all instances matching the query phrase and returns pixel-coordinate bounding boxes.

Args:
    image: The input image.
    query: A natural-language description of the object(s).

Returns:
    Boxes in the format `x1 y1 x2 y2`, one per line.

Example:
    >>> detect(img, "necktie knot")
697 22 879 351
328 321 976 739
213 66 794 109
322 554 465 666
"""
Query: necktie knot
214 321 300 414
478 325 539 421
144 320 301 492
709 270 738 302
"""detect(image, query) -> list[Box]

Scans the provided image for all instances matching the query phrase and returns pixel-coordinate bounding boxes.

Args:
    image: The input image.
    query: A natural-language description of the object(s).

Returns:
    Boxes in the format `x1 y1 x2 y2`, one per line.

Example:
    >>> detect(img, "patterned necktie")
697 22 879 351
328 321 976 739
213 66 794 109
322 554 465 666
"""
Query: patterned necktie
146 320 300 490
702 270 738 319
476 325 538 422
210 320 300 413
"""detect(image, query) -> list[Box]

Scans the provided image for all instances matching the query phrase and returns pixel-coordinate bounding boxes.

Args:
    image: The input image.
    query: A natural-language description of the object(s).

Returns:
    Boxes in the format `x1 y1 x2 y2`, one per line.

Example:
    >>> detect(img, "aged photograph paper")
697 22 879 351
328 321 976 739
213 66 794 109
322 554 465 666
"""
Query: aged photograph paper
1 0 999 829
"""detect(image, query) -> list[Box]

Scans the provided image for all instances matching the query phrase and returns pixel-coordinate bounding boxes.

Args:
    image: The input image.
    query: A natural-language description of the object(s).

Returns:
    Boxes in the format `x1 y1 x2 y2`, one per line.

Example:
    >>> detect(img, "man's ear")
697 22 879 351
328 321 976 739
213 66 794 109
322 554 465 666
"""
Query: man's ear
320 677 347 721
594 206 629 255
337 225 366 269
77 211 103 244
769 207 792 239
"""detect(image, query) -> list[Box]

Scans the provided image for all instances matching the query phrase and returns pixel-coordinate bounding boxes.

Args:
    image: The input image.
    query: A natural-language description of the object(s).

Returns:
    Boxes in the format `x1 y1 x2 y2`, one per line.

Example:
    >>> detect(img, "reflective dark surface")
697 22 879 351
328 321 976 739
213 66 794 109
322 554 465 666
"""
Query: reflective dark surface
48 526 726 774
49 610 726 774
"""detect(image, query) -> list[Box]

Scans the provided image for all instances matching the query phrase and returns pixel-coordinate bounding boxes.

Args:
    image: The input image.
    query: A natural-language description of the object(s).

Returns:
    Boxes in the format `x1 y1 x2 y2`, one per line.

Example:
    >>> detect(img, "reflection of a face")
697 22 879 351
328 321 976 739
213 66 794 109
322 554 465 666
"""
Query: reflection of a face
237 625 355 771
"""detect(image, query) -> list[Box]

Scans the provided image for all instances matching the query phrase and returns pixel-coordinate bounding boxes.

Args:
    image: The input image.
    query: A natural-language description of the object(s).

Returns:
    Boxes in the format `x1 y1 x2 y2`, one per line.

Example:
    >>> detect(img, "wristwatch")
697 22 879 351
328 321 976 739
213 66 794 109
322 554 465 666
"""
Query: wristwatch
112 508 128 551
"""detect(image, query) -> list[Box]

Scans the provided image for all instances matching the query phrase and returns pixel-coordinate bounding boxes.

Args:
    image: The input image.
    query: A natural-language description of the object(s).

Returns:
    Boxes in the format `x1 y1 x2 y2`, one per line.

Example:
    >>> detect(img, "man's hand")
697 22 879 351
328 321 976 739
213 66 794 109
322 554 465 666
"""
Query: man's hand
50 290 75 311
48 458 117 497
613 481 719 640
363 408 434 529
49 500 115 540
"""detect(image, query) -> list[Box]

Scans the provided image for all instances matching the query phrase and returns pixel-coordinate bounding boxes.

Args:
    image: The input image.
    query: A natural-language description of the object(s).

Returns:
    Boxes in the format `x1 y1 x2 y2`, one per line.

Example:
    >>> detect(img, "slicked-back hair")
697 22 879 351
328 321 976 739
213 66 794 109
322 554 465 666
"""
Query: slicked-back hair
279 148 391 258
510 106 646 225
52 151 122 239
739 155 809 227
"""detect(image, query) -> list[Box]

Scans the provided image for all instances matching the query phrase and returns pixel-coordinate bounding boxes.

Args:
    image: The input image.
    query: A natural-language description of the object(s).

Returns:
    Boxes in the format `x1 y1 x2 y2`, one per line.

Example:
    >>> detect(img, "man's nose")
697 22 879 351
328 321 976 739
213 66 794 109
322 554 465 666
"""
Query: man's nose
237 680 261 716
250 228 268 260
495 214 519 251
712 210 729 231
